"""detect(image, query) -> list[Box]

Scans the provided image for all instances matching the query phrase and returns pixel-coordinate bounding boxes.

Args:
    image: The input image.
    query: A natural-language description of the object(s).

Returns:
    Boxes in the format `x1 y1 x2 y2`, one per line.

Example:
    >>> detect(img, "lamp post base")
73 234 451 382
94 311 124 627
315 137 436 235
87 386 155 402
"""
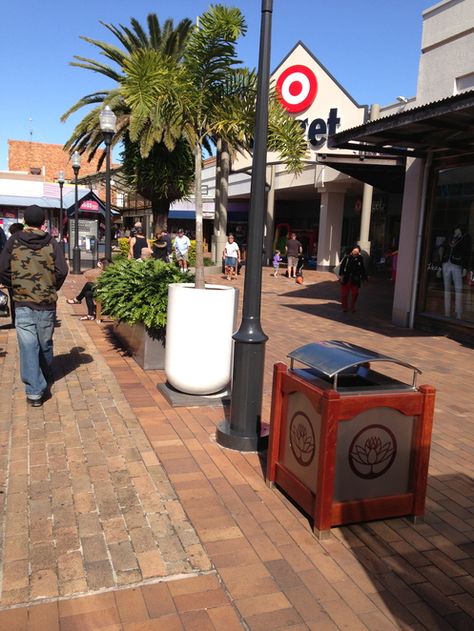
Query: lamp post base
216 420 269 452
72 247 82 275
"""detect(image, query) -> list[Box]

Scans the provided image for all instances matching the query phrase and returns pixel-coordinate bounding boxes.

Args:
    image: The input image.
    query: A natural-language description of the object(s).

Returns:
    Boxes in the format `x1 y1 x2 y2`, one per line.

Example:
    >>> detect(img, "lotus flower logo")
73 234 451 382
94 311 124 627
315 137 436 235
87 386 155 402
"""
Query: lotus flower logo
349 425 397 479
289 412 315 466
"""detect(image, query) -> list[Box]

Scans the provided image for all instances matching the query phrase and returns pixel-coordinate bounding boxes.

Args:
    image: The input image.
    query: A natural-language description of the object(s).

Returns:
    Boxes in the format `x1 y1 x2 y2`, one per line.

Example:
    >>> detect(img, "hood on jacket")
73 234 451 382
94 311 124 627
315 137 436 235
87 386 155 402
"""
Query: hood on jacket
13 228 53 251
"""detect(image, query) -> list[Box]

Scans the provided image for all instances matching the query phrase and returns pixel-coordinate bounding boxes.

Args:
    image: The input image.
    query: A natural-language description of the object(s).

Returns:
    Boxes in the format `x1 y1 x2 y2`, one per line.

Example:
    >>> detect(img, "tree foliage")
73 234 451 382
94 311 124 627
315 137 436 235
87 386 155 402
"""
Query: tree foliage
61 14 195 229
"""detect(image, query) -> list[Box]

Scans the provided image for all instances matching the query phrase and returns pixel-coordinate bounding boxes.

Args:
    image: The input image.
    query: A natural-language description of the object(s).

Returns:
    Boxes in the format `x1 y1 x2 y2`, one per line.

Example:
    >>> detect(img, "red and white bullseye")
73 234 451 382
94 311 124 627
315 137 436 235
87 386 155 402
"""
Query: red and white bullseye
276 65 318 113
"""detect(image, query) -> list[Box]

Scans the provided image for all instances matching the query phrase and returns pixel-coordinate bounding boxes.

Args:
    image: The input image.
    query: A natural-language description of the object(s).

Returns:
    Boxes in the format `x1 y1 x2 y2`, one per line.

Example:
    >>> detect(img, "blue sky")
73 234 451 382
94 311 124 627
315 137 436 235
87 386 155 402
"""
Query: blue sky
0 0 434 170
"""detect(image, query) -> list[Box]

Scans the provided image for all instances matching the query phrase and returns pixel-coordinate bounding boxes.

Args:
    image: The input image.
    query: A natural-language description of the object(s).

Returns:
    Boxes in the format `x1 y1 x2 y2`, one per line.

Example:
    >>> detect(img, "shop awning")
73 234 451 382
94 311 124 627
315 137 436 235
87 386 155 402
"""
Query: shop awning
168 208 215 220
168 210 195 220
316 154 405 194
329 90 474 159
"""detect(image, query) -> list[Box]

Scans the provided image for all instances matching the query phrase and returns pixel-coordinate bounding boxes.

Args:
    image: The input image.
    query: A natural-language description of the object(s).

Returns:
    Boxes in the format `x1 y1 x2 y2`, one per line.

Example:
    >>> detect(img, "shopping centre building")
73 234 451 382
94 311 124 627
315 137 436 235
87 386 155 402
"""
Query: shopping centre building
0 0 471 341
201 0 474 341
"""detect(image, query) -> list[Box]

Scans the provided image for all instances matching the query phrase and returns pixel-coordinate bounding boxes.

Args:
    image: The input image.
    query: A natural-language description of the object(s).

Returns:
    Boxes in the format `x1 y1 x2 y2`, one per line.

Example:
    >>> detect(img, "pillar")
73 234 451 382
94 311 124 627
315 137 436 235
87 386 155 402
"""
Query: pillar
392 157 426 327
316 189 345 271
358 104 380 256
264 165 275 265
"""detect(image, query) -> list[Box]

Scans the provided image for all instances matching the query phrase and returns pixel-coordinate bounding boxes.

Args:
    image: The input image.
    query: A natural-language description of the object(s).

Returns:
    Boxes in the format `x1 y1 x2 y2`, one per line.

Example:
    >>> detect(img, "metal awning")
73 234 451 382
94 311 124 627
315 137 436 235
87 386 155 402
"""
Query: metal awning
329 90 474 159
288 340 421 387
316 154 405 193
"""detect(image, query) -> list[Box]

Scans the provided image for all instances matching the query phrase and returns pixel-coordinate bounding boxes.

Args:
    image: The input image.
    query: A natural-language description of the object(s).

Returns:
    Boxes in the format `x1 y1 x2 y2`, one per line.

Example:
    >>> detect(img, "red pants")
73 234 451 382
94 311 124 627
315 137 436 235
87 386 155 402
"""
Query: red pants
341 281 359 311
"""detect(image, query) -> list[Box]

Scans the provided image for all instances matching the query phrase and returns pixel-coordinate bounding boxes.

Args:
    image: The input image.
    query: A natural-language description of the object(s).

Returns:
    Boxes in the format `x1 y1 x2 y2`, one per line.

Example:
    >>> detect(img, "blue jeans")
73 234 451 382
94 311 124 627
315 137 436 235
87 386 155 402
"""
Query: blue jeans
15 306 55 399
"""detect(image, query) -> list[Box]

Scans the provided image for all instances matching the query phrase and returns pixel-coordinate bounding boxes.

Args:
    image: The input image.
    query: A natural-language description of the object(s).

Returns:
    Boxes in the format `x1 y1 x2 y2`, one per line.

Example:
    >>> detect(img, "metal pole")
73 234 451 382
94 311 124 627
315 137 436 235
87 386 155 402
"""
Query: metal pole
59 181 65 254
72 166 81 274
104 133 112 262
216 0 273 452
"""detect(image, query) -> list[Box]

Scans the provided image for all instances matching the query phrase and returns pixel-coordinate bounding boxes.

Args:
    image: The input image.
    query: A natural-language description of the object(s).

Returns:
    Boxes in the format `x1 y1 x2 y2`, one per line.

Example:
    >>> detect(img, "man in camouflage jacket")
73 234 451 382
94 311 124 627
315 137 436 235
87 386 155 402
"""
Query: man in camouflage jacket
0 205 68 406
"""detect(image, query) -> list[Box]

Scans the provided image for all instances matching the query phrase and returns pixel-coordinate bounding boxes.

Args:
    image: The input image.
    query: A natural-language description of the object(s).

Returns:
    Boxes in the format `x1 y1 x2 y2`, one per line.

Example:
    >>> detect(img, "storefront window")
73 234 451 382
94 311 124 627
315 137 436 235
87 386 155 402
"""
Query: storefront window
422 165 474 323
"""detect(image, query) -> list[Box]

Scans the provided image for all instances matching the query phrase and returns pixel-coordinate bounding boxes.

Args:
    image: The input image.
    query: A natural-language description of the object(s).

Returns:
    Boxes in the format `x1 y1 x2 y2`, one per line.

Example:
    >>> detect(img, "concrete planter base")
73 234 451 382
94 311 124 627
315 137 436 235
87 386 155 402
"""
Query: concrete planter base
114 321 165 370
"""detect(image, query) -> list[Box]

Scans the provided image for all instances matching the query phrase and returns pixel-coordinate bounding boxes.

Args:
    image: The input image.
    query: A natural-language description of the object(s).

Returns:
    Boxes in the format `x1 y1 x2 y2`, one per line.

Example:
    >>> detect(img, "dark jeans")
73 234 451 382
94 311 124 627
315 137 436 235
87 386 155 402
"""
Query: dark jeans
76 282 96 316
15 307 55 398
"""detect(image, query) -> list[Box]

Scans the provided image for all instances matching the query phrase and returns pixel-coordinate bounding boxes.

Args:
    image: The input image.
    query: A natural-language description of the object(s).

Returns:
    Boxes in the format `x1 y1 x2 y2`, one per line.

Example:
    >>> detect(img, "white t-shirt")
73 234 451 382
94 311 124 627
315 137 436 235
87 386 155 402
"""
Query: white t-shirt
224 241 239 260
174 234 191 254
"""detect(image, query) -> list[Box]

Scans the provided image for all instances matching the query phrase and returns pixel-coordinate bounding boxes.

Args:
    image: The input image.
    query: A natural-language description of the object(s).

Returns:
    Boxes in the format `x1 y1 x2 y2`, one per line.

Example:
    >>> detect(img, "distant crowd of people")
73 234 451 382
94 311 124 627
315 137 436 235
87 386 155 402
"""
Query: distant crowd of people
0 209 376 411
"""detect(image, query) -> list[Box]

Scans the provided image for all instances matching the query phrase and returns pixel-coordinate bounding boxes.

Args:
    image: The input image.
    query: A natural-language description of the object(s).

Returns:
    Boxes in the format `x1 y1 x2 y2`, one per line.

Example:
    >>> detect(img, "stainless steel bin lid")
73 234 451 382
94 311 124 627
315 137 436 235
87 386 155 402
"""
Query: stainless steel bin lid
288 340 421 381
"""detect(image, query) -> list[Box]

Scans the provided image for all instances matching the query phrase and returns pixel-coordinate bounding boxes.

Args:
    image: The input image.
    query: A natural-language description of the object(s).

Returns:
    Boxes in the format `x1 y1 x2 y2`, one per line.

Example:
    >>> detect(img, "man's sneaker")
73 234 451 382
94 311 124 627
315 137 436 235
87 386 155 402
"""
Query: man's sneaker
27 397 43 407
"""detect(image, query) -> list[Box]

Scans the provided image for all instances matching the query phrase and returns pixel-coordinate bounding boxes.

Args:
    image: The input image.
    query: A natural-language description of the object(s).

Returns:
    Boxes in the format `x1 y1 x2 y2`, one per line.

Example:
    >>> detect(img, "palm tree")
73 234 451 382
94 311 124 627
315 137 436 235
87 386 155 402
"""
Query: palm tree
122 5 307 288
61 14 194 229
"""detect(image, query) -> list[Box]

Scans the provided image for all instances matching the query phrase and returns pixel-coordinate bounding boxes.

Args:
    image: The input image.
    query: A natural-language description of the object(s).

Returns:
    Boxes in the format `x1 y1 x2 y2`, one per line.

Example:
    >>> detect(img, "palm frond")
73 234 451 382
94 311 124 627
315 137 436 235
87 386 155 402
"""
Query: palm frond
61 92 111 122
78 36 127 67
71 56 123 82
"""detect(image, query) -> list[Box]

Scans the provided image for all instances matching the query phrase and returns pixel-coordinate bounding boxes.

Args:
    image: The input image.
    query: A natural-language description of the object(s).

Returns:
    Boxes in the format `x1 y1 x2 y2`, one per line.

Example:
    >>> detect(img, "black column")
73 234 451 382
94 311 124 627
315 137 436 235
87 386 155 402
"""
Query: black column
104 132 113 262
72 166 81 274
59 182 65 254
216 0 273 452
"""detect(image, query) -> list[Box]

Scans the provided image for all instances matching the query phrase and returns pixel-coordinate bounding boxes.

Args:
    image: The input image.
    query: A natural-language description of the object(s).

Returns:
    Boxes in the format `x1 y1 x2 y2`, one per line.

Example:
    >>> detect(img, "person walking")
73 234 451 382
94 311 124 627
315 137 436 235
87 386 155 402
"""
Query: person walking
128 227 148 260
223 234 240 280
174 229 191 272
272 250 282 277
338 245 368 313
152 228 172 262
0 205 68 406
0 225 7 253
6 223 24 327
285 232 302 279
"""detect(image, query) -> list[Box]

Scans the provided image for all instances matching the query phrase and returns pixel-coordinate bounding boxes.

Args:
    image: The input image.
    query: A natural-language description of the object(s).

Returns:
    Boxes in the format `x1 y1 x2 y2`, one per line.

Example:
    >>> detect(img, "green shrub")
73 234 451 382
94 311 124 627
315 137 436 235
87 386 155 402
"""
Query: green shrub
94 258 192 331
117 237 130 258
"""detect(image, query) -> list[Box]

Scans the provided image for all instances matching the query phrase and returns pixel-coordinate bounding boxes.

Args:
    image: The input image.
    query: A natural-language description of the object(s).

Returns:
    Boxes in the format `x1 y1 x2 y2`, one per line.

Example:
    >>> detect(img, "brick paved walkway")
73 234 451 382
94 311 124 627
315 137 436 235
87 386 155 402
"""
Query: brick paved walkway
0 268 472 630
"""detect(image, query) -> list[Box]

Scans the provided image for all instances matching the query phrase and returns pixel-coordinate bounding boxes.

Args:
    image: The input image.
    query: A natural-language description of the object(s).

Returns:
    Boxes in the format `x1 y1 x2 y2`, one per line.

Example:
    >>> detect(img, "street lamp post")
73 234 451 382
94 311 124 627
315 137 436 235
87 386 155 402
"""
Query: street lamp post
99 105 116 262
71 151 81 274
57 170 65 253
216 0 273 452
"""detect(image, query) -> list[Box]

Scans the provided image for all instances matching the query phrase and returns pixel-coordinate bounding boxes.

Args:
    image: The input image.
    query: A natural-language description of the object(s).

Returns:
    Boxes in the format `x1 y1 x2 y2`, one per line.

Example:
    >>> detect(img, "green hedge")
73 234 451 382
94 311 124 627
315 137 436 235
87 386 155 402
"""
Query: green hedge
94 258 192 330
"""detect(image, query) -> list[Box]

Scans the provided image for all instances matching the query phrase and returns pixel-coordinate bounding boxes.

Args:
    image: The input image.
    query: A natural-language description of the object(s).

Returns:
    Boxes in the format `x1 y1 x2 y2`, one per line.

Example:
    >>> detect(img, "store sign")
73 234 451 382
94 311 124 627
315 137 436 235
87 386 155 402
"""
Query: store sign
273 46 366 152
275 63 341 148
276 64 318 113
80 200 99 211
299 108 340 149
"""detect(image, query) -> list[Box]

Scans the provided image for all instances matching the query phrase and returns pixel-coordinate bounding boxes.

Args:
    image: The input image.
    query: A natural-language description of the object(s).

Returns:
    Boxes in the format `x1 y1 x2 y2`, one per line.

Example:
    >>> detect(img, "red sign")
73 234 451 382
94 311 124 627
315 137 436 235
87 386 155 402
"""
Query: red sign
80 200 99 211
276 64 318 113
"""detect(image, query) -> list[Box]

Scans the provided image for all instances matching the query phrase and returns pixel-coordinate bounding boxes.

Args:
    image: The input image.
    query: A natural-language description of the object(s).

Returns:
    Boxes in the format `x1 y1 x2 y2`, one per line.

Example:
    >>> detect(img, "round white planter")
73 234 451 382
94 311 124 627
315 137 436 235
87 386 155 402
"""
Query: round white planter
165 283 239 395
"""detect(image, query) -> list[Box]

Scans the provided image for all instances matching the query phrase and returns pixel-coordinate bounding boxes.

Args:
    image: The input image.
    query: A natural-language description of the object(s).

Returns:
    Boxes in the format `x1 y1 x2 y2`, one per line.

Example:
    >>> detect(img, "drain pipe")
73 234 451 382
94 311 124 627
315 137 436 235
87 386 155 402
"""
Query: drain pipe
408 152 432 329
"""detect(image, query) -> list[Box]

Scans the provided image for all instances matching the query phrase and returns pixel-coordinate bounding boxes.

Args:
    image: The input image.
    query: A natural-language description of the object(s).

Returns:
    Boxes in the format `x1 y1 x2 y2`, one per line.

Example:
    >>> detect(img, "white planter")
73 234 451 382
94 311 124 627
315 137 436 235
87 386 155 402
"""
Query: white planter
165 283 238 395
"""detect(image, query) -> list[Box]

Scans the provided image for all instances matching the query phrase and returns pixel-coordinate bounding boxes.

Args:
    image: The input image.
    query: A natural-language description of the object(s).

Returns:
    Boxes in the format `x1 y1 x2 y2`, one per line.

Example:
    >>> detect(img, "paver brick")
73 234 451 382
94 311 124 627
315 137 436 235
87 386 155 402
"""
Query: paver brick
1 270 473 631
109 540 139 572
136 549 167 578
84 560 115 590
115 588 149 625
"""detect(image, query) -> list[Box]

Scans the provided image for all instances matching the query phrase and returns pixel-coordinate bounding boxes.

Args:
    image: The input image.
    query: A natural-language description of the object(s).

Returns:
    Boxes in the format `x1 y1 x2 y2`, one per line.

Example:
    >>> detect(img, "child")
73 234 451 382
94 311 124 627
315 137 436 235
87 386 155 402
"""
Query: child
273 250 282 277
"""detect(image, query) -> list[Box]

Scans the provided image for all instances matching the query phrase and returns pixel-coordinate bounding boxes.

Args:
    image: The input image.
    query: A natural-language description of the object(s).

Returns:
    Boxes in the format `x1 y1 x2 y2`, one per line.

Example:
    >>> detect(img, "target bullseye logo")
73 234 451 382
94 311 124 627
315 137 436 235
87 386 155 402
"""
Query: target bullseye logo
276 65 318 113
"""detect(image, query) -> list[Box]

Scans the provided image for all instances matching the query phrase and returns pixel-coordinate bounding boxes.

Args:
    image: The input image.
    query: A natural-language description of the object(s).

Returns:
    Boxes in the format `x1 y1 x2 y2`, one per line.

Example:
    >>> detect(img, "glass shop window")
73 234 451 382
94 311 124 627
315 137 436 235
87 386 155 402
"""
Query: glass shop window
422 165 474 323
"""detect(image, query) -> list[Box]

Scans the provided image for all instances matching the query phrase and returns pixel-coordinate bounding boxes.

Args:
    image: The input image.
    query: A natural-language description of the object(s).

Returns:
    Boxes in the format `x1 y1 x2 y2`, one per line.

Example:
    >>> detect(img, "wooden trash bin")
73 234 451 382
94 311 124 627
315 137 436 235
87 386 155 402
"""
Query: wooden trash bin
267 341 435 538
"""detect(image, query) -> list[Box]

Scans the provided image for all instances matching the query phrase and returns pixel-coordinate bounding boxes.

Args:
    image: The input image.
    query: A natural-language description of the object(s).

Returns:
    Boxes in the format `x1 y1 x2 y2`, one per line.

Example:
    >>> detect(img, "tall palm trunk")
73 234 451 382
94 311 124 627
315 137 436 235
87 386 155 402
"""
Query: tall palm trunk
151 198 171 234
194 141 205 289
212 137 230 261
